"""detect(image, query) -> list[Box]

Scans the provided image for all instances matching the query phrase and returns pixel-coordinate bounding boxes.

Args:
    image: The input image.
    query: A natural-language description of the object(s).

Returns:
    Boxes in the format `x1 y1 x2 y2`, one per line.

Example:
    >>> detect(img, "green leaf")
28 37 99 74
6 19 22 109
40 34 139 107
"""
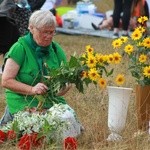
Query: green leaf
131 71 141 80
69 56 80 68
106 68 114 77
75 79 84 93
12 120 20 137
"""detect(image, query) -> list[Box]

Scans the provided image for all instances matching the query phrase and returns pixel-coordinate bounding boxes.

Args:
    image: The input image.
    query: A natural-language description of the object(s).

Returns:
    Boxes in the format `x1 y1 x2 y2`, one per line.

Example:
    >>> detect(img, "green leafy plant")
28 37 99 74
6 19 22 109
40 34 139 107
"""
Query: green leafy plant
44 55 87 94
43 44 124 98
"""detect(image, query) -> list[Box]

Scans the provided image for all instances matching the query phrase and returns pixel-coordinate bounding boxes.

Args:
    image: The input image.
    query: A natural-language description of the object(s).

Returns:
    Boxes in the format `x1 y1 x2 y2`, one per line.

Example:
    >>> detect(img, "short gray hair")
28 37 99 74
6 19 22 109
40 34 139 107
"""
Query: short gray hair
29 10 56 29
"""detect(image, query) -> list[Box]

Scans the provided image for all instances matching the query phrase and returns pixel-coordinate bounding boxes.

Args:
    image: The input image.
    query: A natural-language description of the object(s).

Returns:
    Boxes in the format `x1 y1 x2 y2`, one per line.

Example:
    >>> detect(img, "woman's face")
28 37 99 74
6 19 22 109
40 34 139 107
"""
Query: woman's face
30 25 56 47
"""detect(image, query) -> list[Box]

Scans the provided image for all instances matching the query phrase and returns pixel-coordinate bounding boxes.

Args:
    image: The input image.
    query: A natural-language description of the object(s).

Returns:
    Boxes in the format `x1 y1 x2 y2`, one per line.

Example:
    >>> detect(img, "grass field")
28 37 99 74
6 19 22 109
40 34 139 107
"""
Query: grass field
0 0 150 149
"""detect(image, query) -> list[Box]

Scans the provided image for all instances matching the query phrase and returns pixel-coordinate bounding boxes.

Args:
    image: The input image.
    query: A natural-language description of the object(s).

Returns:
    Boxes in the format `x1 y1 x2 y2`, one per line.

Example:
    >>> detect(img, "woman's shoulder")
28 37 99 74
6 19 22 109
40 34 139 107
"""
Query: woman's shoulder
5 38 26 66
7 37 27 55
52 41 61 47
10 38 25 50
51 41 64 53
51 41 67 62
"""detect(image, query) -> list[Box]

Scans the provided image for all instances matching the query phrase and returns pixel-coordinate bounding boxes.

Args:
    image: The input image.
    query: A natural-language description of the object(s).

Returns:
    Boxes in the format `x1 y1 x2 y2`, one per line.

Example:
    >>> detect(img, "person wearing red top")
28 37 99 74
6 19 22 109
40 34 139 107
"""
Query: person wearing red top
131 0 149 29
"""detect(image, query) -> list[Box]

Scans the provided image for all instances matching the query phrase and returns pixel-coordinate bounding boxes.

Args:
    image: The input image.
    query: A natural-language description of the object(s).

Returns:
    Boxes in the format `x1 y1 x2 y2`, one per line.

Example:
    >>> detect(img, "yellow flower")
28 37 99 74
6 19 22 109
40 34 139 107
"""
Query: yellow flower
138 16 148 24
115 74 125 85
81 71 88 79
120 36 128 43
103 55 109 62
86 55 97 68
142 37 150 48
95 53 104 64
131 29 142 40
112 39 123 49
136 26 146 33
88 68 100 81
137 41 144 47
143 66 150 78
98 78 107 89
107 54 114 64
139 54 147 63
86 45 94 54
124 44 134 55
113 52 122 64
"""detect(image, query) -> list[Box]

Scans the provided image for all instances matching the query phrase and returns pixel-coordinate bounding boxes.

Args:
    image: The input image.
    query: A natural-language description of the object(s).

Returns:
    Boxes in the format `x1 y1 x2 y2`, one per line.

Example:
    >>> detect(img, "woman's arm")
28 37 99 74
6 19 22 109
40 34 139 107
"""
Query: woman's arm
1 58 48 95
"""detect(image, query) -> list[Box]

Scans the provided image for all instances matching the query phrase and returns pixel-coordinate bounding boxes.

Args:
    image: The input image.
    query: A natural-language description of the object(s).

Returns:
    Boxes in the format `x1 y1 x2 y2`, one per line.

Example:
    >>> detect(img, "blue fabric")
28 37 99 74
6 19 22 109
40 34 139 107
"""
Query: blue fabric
0 106 14 126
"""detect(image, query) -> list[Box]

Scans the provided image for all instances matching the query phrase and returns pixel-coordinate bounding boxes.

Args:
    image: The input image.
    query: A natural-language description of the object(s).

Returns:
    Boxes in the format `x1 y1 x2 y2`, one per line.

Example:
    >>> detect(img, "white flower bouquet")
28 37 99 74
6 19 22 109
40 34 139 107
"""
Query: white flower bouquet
0 104 80 149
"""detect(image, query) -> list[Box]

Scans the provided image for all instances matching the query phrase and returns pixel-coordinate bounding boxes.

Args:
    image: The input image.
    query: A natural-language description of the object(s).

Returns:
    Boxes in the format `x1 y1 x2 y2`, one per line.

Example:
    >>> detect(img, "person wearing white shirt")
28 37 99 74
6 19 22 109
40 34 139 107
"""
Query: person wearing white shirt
40 0 62 10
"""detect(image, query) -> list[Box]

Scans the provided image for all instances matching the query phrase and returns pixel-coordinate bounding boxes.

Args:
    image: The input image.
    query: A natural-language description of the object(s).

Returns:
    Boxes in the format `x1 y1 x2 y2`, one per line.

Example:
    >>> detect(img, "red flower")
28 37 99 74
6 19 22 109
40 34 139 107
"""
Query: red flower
0 130 6 144
18 134 31 150
30 132 44 148
64 137 77 150
18 133 45 150
7 130 16 140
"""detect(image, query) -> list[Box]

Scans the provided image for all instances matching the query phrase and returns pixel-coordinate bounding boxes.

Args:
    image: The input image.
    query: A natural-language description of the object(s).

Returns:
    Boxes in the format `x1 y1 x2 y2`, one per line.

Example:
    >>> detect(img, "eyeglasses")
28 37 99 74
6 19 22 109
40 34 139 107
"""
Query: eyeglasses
35 27 56 37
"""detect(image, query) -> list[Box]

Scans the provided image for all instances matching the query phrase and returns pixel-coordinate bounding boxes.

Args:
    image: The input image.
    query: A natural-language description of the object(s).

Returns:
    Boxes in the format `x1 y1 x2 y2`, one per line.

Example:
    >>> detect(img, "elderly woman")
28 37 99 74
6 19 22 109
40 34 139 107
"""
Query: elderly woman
1 10 82 137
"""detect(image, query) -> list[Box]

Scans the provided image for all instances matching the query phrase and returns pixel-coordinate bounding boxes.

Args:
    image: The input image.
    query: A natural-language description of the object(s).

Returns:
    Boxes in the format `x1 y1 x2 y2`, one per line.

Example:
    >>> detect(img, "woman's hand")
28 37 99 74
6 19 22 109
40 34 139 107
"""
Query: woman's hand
56 83 72 96
31 83 48 95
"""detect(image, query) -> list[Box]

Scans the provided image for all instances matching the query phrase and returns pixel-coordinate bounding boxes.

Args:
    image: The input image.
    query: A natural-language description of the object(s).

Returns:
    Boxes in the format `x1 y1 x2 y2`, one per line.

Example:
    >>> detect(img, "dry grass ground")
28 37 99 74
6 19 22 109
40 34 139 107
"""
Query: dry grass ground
1 34 150 150
0 0 150 149
52 35 150 150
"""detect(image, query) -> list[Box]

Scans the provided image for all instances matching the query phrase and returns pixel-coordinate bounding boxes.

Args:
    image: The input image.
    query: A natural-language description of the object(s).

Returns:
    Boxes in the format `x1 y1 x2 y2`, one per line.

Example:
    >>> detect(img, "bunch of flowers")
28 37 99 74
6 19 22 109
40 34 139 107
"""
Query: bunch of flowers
0 104 70 149
43 45 125 97
112 16 150 86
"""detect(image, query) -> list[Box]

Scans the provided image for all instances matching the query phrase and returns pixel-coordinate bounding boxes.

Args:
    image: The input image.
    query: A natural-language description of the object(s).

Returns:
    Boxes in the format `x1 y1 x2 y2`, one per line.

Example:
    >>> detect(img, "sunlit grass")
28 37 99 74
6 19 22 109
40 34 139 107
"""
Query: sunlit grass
0 34 149 150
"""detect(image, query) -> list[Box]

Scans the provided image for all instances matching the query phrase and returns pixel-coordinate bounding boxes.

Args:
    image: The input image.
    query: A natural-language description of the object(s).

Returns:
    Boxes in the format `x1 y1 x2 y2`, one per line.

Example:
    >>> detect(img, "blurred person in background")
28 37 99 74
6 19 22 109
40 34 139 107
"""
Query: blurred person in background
40 0 62 10
131 0 149 29
0 0 20 55
13 0 31 35
112 0 133 38
28 0 46 12
92 0 149 37
40 0 63 27
0 0 31 55
91 10 140 32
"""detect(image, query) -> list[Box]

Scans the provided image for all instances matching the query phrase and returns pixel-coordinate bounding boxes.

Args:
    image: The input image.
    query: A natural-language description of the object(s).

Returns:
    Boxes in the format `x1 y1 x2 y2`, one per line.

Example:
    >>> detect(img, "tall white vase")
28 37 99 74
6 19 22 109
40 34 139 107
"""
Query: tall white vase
107 86 132 141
